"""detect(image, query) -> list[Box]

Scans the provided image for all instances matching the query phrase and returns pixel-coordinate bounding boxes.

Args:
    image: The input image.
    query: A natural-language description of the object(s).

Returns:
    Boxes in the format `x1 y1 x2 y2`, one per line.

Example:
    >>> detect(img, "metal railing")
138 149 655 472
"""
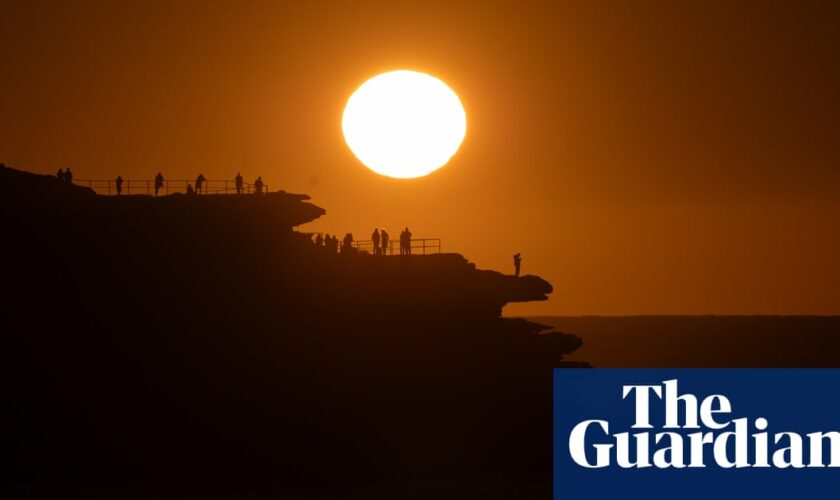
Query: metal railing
353 238 440 255
308 235 441 255
73 179 268 196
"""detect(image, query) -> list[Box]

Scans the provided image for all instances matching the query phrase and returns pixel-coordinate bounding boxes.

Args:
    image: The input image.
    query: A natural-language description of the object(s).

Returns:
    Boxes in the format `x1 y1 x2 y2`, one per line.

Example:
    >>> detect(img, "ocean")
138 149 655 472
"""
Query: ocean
527 316 840 368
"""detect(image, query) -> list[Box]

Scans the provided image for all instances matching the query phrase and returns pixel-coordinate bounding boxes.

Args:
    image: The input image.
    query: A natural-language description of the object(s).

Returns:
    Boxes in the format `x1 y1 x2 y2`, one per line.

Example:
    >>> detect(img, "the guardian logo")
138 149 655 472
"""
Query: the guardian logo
555 370 840 500
568 379 840 469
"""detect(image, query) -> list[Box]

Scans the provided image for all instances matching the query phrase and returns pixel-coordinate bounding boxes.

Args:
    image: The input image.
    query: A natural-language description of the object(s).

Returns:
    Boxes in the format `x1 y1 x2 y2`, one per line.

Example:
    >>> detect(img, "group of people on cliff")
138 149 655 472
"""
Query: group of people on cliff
50 164 526 276
370 227 414 255
313 227 414 256
57 169 265 196
55 168 73 184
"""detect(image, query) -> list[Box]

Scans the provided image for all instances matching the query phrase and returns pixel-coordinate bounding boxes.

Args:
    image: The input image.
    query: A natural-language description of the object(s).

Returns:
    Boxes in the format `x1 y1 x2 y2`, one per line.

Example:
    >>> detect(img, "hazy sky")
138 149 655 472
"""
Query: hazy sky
2 1 838 315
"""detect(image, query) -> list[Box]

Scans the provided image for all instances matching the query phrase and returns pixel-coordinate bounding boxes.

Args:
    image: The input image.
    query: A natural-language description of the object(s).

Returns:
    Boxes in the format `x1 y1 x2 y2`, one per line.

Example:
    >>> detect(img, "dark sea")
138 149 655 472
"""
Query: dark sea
527 316 840 368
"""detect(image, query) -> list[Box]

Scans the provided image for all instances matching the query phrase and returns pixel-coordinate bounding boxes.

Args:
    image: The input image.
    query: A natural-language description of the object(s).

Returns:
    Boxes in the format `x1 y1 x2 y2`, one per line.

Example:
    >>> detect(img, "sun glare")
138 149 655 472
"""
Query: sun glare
342 70 467 179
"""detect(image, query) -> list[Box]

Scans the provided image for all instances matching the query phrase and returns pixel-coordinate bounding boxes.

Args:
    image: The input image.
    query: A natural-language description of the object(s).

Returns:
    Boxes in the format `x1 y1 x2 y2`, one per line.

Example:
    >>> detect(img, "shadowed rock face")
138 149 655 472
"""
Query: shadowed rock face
0 165 585 494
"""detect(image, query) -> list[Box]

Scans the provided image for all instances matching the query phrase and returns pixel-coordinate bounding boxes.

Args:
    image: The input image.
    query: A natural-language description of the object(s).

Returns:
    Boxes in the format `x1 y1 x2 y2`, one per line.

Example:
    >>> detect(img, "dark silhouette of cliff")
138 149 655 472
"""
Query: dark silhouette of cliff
0 165 585 497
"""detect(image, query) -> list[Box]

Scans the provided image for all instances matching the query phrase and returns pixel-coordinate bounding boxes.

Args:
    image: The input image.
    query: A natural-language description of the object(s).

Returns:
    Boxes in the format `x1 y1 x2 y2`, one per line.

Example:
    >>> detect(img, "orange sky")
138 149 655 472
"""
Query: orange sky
2 1 838 315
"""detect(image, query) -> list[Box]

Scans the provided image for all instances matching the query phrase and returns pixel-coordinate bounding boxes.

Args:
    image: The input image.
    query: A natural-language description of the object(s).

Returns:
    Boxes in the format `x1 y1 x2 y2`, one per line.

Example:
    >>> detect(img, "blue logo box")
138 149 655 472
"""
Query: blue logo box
554 369 840 499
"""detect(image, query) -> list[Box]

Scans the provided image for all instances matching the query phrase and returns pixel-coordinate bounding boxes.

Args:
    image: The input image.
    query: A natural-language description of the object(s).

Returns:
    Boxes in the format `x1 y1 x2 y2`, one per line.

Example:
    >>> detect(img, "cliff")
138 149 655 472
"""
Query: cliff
0 165 585 496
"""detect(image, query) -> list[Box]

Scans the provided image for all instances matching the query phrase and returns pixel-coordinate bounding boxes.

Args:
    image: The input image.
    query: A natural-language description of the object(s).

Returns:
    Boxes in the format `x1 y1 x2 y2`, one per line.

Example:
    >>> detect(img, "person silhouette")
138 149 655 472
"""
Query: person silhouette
342 233 354 254
403 227 412 255
116 175 124 196
186 183 195 195
371 228 380 255
154 172 164 197
64 168 73 184
380 228 390 256
254 176 264 195
195 174 206 194
56 168 65 182
235 172 243 195
513 252 522 277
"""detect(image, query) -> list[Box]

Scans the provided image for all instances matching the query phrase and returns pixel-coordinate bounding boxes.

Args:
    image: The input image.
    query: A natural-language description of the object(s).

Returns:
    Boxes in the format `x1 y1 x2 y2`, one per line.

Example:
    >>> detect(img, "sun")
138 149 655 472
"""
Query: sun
342 70 467 179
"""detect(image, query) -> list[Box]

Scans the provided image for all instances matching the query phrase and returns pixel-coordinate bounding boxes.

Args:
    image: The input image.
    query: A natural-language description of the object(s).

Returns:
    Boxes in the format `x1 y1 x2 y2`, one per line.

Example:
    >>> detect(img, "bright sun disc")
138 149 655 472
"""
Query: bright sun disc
342 70 467 179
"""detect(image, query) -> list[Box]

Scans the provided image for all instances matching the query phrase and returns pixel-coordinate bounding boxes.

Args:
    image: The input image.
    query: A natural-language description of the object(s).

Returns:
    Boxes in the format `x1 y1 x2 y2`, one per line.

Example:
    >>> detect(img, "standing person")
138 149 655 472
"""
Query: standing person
403 227 412 255
154 172 164 197
64 168 73 184
341 233 354 253
371 228 381 255
115 175 124 196
195 174 206 194
235 172 243 195
380 229 390 256
513 253 522 277
254 176 264 195
56 168 65 182
314 233 323 247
